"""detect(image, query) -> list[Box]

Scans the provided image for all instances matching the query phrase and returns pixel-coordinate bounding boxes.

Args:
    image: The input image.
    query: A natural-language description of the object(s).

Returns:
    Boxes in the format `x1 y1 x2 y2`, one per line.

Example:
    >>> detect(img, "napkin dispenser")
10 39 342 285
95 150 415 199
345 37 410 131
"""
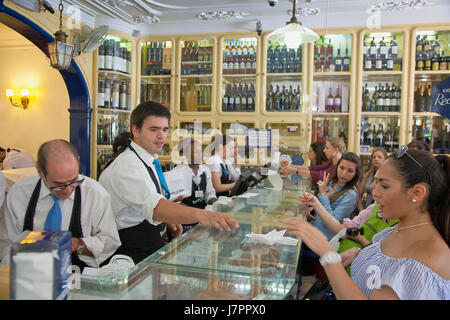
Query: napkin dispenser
10 230 72 300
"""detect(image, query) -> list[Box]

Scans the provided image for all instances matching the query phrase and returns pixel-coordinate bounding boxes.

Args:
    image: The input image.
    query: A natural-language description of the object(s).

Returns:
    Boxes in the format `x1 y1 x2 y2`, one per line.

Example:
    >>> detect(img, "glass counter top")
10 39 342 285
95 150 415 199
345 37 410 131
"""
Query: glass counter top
69 174 310 300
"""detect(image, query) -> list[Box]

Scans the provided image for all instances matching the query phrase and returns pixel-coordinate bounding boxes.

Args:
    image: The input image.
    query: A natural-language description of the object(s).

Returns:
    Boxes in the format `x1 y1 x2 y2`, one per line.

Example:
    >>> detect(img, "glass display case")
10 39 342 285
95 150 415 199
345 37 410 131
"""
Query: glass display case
140 39 173 108
68 178 308 300
410 28 449 155
221 37 258 113
179 38 214 113
355 29 407 154
312 115 349 147
93 34 133 179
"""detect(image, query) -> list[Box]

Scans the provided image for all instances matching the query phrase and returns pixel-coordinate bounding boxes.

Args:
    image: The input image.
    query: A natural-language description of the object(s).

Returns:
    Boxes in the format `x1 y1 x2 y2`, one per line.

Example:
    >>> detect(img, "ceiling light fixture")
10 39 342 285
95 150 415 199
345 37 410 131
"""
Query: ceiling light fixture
267 0 319 48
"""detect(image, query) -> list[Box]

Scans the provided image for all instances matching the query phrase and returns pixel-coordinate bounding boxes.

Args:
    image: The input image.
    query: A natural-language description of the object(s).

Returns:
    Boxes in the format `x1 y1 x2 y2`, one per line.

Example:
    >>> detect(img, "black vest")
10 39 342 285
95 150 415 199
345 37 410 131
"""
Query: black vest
217 163 232 197
181 170 207 209
23 179 87 271
108 144 168 264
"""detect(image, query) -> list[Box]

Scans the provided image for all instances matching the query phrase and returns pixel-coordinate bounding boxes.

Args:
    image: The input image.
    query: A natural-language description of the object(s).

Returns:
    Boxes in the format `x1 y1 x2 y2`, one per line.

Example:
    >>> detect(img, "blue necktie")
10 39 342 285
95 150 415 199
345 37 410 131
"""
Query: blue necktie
153 158 170 199
44 194 62 230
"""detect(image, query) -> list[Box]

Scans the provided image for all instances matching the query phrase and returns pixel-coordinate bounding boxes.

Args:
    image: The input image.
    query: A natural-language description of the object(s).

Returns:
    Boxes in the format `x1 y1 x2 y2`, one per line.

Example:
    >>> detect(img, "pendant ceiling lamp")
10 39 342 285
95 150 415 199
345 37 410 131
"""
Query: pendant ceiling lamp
268 0 319 48
47 0 74 70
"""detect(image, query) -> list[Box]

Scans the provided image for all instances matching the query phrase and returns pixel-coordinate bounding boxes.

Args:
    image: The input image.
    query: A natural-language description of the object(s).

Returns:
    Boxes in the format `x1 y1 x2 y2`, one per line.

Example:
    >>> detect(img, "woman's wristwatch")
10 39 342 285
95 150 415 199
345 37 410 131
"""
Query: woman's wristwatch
319 251 342 267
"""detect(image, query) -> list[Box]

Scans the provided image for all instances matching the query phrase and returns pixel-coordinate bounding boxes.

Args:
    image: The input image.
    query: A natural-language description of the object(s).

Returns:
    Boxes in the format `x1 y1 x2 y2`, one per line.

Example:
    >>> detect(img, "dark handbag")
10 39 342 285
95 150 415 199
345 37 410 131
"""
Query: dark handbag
302 280 336 300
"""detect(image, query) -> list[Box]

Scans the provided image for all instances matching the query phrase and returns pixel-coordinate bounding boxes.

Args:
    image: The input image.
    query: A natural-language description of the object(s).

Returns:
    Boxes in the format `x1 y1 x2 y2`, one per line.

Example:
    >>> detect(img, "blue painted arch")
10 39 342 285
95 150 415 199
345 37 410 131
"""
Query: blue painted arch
0 0 91 176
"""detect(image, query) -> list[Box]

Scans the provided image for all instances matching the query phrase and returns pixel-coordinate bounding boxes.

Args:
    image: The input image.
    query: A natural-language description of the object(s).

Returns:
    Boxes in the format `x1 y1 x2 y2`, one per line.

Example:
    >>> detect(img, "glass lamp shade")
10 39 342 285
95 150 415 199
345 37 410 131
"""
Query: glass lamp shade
47 40 74 70
268 22 319 48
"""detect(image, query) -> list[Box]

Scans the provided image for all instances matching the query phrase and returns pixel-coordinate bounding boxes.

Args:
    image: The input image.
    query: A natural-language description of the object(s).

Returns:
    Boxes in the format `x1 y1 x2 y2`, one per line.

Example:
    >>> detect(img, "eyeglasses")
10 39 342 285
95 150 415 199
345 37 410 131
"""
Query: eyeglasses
396 145 432 186
46 178 84 192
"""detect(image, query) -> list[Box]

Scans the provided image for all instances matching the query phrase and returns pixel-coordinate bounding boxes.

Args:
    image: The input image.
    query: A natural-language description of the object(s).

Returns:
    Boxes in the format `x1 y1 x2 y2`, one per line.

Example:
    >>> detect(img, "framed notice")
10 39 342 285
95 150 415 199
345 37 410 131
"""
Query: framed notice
247 129 272 148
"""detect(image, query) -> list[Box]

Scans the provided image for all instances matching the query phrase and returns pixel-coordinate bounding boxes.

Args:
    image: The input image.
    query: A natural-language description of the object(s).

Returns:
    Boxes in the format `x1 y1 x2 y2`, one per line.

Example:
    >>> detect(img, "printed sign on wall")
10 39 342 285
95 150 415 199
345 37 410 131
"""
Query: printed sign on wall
431 77 450 119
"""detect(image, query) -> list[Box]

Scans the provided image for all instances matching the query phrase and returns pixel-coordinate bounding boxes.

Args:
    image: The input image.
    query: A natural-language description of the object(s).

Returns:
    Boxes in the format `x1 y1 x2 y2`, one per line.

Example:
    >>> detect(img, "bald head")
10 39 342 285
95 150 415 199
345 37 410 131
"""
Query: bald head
37 140 80 176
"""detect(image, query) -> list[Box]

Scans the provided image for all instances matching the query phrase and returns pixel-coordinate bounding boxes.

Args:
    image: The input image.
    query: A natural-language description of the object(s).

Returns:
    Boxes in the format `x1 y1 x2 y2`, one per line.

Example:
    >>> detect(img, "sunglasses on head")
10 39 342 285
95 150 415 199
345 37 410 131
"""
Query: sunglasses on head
396 145 432 186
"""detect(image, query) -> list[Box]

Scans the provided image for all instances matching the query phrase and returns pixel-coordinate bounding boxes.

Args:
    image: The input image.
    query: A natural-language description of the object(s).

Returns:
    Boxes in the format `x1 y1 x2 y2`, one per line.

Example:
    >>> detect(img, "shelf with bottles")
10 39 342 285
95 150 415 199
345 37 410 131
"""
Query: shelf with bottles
179 76 212 112
97 75 132 111
266 39 302 74
411 115 449 155
141 40 173 76
362 31 404 72
265 76 302 113
140 77 171 109
180 39 214 76
221 78 256 113
313 34 352 73
414 30 450 72
98 35 132 75
220 121 257 136
359 115 400 154
96 148 114 180
361 80 402 113
96 110 130 147
222 37 257 76
311 115 349 147
312 80 350 114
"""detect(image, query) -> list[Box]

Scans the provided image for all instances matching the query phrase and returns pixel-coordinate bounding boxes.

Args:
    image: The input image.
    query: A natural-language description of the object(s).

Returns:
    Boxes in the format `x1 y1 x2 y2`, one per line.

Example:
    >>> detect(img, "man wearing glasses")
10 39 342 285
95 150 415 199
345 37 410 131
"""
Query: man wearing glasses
0 140 121 270
99 101 239 264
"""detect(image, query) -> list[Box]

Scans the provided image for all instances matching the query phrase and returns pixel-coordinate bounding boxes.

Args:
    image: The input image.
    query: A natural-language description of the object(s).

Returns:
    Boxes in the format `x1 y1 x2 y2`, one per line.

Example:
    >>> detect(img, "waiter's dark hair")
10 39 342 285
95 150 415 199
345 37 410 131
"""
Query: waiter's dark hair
130 101 171 139
37 139 80 176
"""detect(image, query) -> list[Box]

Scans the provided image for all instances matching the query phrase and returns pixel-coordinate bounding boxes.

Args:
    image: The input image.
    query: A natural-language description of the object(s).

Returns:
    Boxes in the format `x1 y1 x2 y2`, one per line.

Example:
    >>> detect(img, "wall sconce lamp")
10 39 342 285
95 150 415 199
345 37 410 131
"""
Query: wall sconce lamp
5 89 31 110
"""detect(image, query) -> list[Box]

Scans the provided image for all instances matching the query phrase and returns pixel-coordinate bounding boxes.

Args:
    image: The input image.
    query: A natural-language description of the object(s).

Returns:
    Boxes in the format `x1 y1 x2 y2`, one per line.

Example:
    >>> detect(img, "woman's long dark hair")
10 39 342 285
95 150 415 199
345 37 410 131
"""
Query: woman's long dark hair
389 150 450 246
329 152 361 203
310 141 328 166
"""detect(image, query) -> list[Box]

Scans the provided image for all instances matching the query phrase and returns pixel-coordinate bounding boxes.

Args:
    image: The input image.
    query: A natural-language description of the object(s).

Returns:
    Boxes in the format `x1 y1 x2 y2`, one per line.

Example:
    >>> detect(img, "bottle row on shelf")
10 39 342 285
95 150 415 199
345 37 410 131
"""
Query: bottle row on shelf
312 118 348 146
362 82 402 112
142 41 172 76
360 117 400 152
98 79 131 110
415 34 450 71
267 42 302 73
412 117 449 154
363 36 402 71
313 35 352 73
222 82 256 112
414 82 433 112
312 81 350 113
223 38 257 75
97 113 129 146
97 149 114 179
98 39 131 74
181 41 213 75
266 83 302 112
141 83 171 108
180 84 212 112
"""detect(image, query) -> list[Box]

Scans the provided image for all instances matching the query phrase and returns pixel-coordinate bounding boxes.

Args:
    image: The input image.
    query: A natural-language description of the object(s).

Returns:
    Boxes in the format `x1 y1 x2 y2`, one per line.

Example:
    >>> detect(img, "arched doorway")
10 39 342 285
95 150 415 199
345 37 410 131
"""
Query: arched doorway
0 1 91 176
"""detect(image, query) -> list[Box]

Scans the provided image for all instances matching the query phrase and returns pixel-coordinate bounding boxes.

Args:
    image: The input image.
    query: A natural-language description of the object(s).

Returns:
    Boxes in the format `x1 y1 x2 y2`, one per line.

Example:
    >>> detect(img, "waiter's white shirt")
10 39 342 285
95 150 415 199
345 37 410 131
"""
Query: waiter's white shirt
0 174 121 267
2 149 34 170
98 141 165 230
173 164 217 203
206 154 241 182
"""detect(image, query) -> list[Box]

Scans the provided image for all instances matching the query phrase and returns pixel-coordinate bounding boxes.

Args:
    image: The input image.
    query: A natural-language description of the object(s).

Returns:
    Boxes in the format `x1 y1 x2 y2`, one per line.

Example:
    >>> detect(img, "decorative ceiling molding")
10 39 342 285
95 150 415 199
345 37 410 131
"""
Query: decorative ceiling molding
287 8 321 16
197 11 247 21
368 0 430 12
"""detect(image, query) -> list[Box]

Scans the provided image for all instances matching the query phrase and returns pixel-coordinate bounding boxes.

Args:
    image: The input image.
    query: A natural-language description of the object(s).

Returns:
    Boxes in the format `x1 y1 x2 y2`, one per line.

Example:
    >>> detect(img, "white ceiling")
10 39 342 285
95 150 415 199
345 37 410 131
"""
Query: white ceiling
9 0 450 36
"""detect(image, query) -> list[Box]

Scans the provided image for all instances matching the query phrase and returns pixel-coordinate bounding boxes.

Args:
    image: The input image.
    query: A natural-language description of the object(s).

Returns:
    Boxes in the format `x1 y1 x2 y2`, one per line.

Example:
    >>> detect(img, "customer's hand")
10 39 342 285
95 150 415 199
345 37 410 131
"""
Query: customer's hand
340 247 361 268
298 192 319 208
283 218 333 257
280 165 296 175
317 172 331 195
197 210 240 232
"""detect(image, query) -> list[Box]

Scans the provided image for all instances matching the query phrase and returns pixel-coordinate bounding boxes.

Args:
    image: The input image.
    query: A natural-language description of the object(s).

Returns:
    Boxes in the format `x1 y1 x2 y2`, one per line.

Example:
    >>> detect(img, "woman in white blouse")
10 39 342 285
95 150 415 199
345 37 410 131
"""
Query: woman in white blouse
206 135 241 197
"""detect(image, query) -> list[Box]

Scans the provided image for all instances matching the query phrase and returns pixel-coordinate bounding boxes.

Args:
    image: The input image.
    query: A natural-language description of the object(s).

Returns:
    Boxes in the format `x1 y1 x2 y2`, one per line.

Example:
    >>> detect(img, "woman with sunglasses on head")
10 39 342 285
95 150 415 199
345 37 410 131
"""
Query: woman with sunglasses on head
357 147 387 211
284 147 450 299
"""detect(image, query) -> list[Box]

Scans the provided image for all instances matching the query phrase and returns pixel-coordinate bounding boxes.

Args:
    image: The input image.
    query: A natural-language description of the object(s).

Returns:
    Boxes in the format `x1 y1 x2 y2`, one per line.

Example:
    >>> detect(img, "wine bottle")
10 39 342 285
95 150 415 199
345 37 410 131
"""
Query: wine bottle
334 87 342 113
326 88 334 112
